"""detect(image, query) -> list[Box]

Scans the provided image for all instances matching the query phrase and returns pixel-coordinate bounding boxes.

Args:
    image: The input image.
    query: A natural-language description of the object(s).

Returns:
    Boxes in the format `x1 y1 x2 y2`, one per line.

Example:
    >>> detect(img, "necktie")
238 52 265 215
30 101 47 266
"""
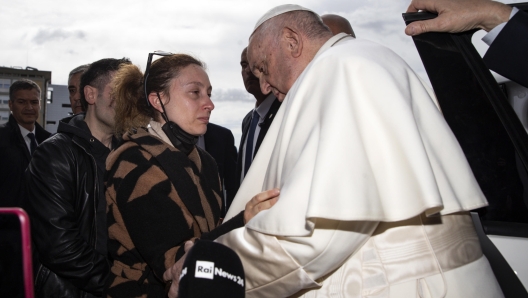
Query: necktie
27 132 37 155
244 110 260 175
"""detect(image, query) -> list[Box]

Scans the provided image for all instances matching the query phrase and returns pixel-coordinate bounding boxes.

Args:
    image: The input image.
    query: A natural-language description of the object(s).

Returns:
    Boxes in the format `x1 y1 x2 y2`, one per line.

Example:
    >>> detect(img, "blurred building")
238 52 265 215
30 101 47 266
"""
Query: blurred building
46 84 71 133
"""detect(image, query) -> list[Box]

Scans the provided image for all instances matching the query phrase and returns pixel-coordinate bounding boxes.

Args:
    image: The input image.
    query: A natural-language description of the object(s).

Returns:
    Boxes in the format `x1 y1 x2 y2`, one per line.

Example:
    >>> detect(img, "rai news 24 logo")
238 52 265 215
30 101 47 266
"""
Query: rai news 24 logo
194 260 244 287
195 261 214 279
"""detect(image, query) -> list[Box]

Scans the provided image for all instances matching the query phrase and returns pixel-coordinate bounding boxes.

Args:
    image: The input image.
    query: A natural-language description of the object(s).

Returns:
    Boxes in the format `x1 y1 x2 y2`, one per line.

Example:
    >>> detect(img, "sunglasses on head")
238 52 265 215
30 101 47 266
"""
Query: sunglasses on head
144 51 173 106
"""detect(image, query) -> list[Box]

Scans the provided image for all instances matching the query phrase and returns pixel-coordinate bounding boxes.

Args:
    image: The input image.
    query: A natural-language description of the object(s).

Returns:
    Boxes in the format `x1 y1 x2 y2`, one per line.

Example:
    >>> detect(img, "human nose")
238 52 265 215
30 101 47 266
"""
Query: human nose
244 65 252 76
204 96 214 111
271 88 282 99
259 76 272 95
23 101 35 109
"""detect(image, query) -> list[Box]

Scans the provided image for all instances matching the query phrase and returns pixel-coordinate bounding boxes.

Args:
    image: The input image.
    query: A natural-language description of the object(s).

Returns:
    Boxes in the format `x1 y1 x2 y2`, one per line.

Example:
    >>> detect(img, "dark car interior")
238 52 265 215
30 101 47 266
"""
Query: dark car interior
403 3 528 297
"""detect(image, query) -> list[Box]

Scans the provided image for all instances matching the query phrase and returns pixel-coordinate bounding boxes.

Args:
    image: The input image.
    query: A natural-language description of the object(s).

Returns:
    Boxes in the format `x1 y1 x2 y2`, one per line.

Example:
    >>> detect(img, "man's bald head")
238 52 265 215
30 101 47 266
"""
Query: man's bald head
321 14 356 37
248 9 332 100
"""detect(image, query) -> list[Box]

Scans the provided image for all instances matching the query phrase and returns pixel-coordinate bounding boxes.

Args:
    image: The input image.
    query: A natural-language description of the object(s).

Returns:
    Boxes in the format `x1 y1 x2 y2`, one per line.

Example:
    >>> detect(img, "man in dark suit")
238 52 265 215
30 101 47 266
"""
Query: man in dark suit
482 7 528 88
0 79 50 207
199 123 238 215
237 47 282 185
405 0 528 87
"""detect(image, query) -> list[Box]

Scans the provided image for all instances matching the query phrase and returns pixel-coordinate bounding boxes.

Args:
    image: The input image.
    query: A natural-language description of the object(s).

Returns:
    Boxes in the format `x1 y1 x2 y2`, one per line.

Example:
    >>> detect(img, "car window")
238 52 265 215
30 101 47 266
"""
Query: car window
402 7 528 232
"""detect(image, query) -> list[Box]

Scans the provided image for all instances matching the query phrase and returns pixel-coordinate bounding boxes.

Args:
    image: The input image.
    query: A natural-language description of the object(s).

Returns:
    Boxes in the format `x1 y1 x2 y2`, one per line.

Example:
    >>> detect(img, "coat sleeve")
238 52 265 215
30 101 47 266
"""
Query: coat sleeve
25 137 109 294
483 9 528 87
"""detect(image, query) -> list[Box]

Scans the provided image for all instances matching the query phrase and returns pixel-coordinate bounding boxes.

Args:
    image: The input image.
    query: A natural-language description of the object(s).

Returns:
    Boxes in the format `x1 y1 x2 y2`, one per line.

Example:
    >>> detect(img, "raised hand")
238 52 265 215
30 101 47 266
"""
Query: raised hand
405 0 512 36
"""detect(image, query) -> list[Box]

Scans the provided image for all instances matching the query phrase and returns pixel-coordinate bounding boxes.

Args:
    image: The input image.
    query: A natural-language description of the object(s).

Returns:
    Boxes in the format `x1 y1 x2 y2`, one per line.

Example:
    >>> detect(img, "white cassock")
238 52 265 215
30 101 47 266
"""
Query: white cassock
217 33 503 298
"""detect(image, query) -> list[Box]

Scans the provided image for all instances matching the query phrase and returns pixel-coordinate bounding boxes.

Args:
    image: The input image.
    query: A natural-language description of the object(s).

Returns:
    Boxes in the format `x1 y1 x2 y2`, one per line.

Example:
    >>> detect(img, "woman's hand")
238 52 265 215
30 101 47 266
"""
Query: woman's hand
244 188 280 224
163 240 194 298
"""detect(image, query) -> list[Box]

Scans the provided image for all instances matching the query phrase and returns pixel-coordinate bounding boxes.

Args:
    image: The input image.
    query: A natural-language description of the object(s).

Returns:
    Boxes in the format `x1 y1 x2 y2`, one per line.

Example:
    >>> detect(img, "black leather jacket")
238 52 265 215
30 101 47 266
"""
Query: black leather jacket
25 114 111 298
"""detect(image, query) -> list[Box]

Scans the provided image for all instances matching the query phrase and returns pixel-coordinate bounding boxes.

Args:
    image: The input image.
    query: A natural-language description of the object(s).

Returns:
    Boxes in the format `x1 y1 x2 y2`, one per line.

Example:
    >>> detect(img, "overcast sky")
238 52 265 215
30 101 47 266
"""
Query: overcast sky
1 0 522 145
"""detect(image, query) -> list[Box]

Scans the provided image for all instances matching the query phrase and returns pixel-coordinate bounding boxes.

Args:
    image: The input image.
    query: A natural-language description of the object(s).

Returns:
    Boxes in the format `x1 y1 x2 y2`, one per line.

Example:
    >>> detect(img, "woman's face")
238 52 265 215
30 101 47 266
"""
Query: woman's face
163 64 214 136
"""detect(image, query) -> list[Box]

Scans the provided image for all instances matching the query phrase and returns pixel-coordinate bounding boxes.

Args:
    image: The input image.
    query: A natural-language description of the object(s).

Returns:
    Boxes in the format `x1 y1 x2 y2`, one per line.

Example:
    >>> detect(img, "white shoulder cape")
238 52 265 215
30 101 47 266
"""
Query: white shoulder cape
225 33 487 236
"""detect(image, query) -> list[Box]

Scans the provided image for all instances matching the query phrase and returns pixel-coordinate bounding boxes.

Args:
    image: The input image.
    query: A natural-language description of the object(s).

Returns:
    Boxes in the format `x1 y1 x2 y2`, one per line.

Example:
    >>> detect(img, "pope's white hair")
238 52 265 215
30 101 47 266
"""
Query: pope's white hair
250 10 331 46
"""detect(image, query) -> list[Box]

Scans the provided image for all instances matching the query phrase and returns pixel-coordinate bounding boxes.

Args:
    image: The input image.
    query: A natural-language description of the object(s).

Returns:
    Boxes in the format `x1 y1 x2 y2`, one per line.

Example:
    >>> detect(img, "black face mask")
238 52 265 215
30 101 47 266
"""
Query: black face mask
154 92 198 155
161 121 198 156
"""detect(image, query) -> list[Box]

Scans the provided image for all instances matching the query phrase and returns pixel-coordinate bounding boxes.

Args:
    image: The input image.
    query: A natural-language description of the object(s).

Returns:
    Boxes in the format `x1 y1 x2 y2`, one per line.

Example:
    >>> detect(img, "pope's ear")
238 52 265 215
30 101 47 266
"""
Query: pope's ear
84 85 97 105
282 27 302 58
148 92 164 114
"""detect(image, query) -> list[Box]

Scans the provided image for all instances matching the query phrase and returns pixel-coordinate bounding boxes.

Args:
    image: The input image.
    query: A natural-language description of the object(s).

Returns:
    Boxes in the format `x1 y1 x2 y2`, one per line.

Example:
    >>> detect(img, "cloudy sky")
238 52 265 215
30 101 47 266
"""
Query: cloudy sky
1 0 521 145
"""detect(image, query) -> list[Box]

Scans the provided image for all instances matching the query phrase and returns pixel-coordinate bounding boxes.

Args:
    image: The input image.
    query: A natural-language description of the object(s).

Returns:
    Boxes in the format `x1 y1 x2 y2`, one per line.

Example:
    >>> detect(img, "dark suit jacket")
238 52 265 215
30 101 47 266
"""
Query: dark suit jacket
0 114 50 207
236 97 282 185
483 9 528 87
203 123 239 214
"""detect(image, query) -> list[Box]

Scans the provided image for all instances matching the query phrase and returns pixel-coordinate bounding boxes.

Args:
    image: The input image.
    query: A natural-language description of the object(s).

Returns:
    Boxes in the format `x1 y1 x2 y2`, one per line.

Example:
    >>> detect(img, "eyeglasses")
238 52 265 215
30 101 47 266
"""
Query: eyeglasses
144 51 173 106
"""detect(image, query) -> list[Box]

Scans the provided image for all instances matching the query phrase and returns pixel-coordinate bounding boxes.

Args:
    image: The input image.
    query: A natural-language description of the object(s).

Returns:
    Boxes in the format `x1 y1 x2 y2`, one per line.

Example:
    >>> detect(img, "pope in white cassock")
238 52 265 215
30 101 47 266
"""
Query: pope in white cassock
216 4 503 298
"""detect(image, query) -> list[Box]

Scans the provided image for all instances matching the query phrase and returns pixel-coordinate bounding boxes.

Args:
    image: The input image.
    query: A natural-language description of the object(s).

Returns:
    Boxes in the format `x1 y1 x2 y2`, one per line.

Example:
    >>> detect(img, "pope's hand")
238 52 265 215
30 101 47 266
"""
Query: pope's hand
244 188 280 224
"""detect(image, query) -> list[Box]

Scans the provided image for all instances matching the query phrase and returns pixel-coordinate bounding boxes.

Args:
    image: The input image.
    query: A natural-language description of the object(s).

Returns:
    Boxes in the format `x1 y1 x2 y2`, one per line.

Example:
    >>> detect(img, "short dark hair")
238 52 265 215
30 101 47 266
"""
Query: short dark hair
9 79 41 101
79 58 131 110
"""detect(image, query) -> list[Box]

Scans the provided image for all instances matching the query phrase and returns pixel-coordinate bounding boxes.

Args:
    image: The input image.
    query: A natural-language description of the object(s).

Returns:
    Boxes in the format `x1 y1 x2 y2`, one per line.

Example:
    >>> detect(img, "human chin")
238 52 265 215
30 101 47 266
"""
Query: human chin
73 106 83 114
188 125 207 136
196 121 209 135
179 120 206 136
271 87 286 101
21 112 38 121
196 127 207 136
71 101 82 113
21 115 37 123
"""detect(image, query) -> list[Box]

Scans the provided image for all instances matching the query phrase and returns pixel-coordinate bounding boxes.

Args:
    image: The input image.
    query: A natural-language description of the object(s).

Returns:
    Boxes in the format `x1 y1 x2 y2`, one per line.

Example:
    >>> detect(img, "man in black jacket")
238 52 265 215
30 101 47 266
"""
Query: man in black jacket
25 58 131 298
0 79 50 208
